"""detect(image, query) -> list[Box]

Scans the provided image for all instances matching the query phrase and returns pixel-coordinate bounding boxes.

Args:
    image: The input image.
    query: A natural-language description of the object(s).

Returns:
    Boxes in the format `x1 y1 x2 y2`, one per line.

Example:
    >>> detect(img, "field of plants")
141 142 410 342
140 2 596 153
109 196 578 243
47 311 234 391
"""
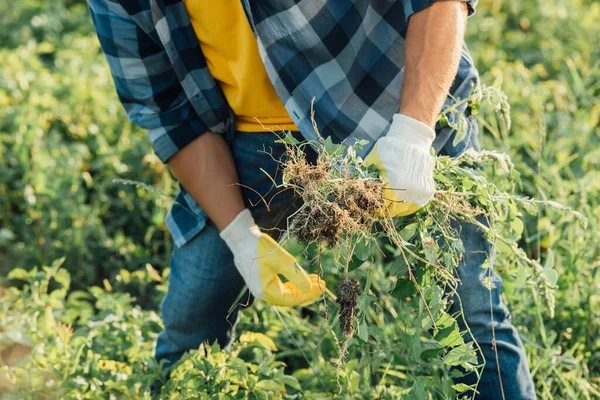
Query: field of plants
1 0 599 399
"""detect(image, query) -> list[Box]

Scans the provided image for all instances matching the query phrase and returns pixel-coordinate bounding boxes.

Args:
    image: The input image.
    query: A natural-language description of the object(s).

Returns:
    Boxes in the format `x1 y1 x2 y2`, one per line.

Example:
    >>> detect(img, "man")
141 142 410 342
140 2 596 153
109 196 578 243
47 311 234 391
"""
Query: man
88 0 536 398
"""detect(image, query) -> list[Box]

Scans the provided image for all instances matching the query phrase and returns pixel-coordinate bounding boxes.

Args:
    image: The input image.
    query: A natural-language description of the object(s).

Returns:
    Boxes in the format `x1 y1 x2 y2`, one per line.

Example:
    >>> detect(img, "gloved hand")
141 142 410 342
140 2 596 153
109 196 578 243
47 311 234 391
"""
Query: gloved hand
363 113 435 217
220 209 325 307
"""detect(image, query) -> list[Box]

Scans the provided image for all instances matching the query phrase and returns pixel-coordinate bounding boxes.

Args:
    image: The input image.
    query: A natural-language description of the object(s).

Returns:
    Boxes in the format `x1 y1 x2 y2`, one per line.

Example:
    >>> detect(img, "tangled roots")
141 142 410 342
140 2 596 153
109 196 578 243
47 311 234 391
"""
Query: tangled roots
283 149 386 247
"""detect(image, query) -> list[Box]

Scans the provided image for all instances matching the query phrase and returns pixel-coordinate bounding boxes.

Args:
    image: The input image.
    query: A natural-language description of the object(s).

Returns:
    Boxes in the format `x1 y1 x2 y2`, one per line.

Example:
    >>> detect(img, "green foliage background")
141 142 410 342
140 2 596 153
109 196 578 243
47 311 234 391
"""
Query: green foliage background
1 0 599 398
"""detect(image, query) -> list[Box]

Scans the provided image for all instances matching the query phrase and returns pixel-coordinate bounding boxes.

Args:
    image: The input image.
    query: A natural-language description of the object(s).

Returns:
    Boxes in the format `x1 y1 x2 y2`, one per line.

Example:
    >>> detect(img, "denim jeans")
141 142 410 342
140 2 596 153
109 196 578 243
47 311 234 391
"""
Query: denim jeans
154 131 536 399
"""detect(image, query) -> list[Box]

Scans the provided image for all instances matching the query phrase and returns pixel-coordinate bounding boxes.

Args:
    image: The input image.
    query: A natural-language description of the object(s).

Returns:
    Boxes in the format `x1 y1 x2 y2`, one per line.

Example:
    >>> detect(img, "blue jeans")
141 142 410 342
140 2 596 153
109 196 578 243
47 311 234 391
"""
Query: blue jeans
155 131 536 399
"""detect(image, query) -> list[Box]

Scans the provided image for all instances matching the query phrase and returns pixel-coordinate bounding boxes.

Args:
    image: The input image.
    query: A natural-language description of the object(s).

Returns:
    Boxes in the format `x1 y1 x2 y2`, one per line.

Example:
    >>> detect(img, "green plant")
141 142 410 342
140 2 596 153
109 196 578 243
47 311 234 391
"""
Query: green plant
1 0 599 398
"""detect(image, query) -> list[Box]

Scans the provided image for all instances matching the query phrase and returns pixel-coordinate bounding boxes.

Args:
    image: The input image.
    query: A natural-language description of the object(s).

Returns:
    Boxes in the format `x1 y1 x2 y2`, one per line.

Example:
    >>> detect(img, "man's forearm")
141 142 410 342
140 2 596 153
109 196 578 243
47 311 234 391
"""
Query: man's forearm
168 133 245 231
400 1 468 129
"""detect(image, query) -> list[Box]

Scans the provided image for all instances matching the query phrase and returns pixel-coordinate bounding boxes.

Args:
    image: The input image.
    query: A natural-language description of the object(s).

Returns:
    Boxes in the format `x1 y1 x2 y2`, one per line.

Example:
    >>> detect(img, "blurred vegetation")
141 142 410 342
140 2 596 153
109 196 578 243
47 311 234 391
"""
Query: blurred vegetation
468 1 600 397
1 0 599 398
0 0 175 306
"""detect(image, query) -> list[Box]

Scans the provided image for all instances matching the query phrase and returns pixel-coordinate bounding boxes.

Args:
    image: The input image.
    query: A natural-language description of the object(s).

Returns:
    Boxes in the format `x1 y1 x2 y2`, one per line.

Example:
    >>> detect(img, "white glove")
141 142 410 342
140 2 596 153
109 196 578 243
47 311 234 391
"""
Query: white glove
220 209 325 306
363 114 435 217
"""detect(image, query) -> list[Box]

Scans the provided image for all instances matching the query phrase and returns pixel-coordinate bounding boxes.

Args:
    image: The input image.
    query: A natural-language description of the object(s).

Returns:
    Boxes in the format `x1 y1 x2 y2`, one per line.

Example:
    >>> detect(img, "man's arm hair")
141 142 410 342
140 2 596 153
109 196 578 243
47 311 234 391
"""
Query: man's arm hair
400 1 469 129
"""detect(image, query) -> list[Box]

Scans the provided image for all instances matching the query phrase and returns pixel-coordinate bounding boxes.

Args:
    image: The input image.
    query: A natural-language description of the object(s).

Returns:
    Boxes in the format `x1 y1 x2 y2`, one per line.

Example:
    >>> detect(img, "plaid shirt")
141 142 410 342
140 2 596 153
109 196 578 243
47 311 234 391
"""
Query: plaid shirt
89 0 479 247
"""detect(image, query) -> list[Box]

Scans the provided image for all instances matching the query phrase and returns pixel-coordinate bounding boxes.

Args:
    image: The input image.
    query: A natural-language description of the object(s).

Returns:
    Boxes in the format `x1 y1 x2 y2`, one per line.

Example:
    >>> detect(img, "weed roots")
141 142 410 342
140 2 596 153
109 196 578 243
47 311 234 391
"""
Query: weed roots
279 142 384 371
283 149 386 247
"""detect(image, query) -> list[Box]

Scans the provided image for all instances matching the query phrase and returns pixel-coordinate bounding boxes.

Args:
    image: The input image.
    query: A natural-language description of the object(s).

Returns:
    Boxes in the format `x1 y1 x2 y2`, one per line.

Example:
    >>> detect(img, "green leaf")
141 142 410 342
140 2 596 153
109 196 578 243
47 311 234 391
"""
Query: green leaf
443 344 475 366
252 390 268 400
399 223 418 241
387 256 408 276
358 319 369 342
346 358 359 372
542 268 558 287
406 377 426 400
452 383 474 393
323 136 340 155
439 113 449 128
423 243 437 265
53 268 71 289
391 278 416 301
7 268 29 280
420 340 445 359
408 331 422 359
274 131 299 145
420 233 438 265
239 332 278 351
354 238 376 261
49 257 66 274
353 139 370 151
544 249 555 270
435 313 456 329
452 114 468 146
510 217 524 240
435 322 463 347
292 368 313 382
496 239 514 254
280 375 301 391
228 358 248 381
145 263 163 282
349 371 360 394
516 263 528 287
480 257 491 270
255 379 285 393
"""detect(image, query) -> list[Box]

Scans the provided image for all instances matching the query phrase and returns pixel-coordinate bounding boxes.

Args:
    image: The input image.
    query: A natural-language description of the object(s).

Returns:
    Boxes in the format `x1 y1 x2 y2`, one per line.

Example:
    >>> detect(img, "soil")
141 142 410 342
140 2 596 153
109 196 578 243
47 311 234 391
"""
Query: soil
335 278 362 336
283 148 386 247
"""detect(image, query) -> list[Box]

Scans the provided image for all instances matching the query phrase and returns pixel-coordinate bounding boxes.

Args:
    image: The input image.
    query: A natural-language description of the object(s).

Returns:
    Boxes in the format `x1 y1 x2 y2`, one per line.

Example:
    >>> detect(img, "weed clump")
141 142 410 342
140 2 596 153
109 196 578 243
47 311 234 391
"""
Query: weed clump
282 146 386 247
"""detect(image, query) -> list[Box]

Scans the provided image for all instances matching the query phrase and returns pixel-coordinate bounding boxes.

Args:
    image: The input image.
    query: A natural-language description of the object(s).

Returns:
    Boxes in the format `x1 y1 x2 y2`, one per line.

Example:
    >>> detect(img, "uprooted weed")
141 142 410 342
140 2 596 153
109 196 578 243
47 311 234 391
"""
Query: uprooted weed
268 132 577 373
282 147 386 248
271 138 390 360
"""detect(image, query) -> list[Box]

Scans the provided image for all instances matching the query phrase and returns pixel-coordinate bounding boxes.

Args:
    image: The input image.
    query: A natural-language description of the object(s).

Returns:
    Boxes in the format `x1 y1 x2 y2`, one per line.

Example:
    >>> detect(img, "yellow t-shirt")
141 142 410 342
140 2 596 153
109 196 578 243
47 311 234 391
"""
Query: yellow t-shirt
184 0 298 132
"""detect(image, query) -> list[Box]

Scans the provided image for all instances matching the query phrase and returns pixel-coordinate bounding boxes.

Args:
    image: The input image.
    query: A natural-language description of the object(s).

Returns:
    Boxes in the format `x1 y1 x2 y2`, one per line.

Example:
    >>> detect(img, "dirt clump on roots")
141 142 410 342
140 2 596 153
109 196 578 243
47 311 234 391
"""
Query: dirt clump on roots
335 279 362 336
341 180 385 224
335 278 362 336
291 201 345 247
282 148 386 247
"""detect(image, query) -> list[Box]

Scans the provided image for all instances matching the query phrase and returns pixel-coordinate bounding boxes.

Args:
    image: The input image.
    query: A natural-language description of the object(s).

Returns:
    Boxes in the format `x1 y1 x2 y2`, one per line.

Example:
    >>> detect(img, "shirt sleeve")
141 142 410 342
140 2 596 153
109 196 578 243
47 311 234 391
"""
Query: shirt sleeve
88 0 210 164
404 0 477 22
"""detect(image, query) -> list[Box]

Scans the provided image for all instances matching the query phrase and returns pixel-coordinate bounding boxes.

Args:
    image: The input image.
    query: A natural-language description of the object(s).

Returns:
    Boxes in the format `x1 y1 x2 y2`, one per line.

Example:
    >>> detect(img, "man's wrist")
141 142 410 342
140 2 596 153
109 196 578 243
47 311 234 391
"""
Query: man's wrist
220 209 259 250
216 203 248 232
385 114 435 151
398 108 435 130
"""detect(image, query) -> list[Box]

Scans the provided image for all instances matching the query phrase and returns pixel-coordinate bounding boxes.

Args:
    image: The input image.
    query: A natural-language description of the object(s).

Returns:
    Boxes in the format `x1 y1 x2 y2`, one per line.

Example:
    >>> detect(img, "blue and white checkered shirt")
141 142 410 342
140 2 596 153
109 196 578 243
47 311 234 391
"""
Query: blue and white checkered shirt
89 0 479 247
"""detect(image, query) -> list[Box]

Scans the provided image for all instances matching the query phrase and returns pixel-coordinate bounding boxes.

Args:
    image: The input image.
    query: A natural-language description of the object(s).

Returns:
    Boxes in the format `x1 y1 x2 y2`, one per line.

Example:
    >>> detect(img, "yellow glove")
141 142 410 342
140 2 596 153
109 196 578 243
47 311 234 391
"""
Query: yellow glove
363 114 436 217
220 209 325 307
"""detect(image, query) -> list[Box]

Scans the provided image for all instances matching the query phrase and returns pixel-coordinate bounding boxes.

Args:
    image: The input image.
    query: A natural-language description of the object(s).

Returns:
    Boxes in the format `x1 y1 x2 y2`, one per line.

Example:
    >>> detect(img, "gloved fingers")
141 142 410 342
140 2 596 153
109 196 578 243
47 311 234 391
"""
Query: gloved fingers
388 200 421 217
382 188 421 217
280 278 324 305
263 274 326 307
298 274 328 306
255 233 312 293
275 255 312 293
